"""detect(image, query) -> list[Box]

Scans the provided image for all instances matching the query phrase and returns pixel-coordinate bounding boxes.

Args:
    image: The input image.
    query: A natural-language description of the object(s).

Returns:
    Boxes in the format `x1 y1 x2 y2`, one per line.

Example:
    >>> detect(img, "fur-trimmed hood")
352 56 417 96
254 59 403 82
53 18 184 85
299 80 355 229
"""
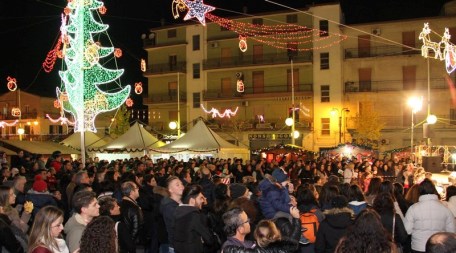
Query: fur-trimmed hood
322 207 354 229
153 185 169 197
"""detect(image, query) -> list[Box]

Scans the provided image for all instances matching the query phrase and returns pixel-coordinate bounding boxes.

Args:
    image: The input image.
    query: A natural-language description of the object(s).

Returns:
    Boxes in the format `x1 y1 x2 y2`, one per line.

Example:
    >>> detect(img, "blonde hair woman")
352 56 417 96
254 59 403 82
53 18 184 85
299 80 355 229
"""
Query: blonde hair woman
28 206 69 253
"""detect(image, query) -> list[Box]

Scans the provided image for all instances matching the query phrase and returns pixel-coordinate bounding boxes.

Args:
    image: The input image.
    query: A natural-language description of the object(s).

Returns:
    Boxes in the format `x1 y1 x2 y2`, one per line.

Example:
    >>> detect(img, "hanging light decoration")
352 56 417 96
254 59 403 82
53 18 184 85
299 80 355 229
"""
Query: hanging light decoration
134 82 143 95
6 76 17 91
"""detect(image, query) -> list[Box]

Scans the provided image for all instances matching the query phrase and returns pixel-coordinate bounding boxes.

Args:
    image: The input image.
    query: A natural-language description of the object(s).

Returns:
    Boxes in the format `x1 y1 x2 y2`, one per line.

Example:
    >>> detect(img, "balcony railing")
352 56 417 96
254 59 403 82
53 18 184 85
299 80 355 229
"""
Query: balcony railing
206 120 312 132
143 93 187 104
0 111 38 120
143 39 187 48
203 52 312 70
144 62 186 75
344 78 447 93
344 45 420 59
203 83 313 100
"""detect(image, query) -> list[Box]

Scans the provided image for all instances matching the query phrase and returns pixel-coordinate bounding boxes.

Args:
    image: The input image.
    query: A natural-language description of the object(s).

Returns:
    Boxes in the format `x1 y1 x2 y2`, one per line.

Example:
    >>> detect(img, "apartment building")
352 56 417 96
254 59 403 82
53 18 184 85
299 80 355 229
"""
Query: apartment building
143 2 456 152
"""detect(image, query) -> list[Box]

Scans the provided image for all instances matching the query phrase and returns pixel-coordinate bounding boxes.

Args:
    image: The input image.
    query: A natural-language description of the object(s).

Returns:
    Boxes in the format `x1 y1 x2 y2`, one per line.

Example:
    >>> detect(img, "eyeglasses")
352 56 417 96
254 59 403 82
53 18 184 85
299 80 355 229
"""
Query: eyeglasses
238 218 250 227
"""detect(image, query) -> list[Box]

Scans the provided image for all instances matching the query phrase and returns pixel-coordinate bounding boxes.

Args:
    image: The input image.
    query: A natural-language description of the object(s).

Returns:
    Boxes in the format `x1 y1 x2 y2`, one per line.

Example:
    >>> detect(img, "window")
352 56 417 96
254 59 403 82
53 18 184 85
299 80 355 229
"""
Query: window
403 66 416 90
402 31 415 55
167 29 176 38
286 14 297 24
320 52 329 70
321 118 330 135
319 20 329 37
358 35 371 57
252 18 263 25
358 68 372 92
49 125 63 135
169 55 177 71
253 45 263 64
252 71 264 93
321 85 330 102
193 93 201 108
221 78 231 96
192 35 200 51
168 82 177 96
169 111 178 122
193 63 200 79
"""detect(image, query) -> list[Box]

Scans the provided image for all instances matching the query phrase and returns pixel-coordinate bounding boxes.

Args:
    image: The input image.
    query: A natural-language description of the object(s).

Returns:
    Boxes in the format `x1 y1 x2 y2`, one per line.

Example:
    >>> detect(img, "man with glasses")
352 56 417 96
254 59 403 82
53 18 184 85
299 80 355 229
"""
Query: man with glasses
173 184 216 253
221 208 255 251
119 181 144 253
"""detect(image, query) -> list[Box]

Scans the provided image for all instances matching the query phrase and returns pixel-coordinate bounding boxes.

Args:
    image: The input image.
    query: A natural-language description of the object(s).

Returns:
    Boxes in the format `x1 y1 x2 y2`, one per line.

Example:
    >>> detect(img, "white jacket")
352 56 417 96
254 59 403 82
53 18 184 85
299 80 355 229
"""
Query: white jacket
444 196 456 217
404 194 456 252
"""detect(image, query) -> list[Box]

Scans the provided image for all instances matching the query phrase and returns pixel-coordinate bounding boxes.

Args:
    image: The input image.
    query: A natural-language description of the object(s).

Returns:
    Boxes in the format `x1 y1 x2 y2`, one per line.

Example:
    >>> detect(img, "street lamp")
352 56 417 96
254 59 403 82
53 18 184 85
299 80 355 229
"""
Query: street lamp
331 108 350 144
408 96 423 162
285 117 299 142
169 121 178 130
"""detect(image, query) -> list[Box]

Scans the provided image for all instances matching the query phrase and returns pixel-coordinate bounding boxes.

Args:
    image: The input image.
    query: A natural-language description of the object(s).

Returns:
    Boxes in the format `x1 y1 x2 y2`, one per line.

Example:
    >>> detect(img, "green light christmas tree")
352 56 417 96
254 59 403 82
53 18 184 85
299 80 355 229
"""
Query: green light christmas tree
57 0 130 133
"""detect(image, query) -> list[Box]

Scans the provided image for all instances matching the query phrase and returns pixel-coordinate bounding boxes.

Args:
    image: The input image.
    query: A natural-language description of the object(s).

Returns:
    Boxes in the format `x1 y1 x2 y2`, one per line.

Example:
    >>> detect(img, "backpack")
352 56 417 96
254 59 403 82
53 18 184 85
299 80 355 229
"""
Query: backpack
300 209 319 243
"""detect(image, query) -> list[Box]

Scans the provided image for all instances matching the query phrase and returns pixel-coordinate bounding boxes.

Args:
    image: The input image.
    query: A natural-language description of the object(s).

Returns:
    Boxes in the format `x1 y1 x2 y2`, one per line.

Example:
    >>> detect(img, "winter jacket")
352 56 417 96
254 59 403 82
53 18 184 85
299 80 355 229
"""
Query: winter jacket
404 194 456 252
258 179 291 219
160 196 180 247
348 201 368 216
25 190 58 217
223 238 298 253
173 205 215 253
443 195 456 217
0 214 24 253
378 212 408 245
315 207 354 253
120 197 144 252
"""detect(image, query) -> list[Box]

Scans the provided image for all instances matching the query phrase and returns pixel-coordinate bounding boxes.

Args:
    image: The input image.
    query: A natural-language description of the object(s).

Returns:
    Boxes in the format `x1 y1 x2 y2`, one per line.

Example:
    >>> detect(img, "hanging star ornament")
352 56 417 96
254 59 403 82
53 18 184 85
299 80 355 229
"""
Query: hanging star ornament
183 0 215 26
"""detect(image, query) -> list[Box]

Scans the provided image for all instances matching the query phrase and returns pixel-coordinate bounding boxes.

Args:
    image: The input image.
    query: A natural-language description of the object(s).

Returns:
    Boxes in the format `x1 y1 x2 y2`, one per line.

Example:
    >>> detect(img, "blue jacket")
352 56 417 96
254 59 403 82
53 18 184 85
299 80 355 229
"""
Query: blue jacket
258 179 291 219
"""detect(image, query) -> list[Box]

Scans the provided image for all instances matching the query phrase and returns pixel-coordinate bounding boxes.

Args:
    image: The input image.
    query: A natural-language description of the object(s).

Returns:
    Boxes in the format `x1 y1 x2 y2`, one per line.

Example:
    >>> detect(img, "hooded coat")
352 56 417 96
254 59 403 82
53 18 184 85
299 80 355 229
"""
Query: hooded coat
258 178 291 219
315 207 354 253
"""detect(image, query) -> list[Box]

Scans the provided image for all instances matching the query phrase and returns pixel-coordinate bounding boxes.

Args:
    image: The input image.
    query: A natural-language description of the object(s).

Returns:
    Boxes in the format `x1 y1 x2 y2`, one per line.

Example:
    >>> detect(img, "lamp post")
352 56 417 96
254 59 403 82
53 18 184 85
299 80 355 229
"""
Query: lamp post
285 118 299 144
177 72 181 138
408 97 423 162
331 108 349 144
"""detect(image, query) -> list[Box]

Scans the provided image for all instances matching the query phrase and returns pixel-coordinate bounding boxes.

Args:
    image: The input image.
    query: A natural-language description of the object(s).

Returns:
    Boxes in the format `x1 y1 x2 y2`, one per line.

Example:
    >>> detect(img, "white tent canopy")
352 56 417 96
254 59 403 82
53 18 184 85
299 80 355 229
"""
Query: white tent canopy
91 122 164 152
60 132 109 150
153 119 249 160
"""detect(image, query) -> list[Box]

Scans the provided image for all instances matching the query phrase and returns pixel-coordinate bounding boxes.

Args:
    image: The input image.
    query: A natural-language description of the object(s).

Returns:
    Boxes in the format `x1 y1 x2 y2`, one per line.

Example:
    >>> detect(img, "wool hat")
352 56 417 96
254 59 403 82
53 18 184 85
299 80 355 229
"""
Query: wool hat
330 195 348 209
32 175 48 192
230 183 248 199
272 168 288 183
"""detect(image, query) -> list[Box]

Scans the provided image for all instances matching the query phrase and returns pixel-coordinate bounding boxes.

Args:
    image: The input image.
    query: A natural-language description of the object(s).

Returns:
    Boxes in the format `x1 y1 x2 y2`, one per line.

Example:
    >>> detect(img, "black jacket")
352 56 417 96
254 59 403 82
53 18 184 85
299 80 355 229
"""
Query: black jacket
223 238 298 253
173 205 215 253
379 212 408 245
160 196 179 246
315 208 354 253
0 214 24 253
119 197 144 253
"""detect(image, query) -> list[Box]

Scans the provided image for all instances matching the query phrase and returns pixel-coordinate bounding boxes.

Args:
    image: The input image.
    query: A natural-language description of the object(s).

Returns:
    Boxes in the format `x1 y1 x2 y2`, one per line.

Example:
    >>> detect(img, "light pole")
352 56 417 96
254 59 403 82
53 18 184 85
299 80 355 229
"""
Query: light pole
331 108 349 145
177 72 181 138
408 97 423 162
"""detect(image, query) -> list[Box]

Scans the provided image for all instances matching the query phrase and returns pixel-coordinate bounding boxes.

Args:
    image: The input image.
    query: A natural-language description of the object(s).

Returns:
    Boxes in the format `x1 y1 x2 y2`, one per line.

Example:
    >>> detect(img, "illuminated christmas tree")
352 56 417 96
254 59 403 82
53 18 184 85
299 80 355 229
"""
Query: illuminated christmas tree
57 0 130 133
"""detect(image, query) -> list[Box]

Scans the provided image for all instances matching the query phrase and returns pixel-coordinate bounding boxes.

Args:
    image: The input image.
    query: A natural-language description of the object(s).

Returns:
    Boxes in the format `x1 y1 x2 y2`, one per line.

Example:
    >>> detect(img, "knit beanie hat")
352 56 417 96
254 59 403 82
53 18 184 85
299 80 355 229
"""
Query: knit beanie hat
272 168 288 183
230 183 248 199
33 175 48 192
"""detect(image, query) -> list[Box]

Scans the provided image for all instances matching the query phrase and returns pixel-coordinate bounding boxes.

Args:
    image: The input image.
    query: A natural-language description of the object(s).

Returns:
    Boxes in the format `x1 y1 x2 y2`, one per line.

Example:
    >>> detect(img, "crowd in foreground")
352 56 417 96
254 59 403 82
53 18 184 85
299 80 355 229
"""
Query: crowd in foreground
0 150 456 253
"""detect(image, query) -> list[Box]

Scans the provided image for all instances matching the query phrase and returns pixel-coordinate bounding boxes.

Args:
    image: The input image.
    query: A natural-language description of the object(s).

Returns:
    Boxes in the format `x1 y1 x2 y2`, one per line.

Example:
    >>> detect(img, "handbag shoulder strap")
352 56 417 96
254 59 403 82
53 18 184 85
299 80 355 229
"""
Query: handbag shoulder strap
392 213 396 242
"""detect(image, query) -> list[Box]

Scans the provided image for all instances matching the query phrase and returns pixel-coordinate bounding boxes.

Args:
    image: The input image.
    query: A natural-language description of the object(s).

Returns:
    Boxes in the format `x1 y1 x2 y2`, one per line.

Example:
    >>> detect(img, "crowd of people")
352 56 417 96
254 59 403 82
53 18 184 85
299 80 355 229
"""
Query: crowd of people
0 149 456 253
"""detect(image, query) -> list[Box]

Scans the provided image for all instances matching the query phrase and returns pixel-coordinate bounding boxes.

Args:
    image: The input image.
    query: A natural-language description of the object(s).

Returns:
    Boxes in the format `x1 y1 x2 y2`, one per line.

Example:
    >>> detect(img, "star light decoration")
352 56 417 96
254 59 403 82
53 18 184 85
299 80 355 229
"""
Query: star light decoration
182 0 215 26
56 0 131 133
201 104 239 118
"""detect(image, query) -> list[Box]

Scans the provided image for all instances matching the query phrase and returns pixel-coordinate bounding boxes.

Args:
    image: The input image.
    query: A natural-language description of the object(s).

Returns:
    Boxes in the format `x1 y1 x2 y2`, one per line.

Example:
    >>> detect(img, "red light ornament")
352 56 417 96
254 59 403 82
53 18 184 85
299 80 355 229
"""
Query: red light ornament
54 100 61 109
236 80 244 93
114 48 122 58
126 98 134 107
11 108 21 117
98 6 107 14
6 77 17 91
239 35 247 52
141 59 146 72
134 82 143 95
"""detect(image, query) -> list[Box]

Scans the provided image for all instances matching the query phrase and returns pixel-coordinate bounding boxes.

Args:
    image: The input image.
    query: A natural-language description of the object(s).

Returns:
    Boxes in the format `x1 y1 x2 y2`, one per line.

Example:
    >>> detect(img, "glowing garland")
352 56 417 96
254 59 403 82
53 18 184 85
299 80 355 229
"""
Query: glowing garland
46 114 76 126
57 0 131 133
0 120 18 128
201 104 239 118
419 23 456 73
172 1 347 51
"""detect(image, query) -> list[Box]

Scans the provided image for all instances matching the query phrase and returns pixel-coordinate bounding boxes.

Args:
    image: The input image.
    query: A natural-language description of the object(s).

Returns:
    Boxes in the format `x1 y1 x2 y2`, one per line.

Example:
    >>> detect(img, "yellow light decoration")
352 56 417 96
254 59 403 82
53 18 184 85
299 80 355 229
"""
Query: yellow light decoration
0 120 18 128
11 108 21 117
172 0 187 19
201 104 239 118
419 23 456 74
141 59 146 72
58 0 131 132
6 76 17 91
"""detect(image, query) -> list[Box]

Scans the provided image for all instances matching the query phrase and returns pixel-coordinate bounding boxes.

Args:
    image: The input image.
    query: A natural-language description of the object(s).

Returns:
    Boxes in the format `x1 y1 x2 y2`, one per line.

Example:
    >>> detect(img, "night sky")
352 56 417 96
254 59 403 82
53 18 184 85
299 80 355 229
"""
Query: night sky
0 0 450 103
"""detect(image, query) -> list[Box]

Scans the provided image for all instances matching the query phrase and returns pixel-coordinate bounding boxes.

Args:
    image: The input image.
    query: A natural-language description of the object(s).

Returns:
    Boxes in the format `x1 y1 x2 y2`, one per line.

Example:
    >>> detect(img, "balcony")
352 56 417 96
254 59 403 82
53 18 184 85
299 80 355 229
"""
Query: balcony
143 39 187 49
0 111 38 120
344 45 420 59
207 120 312 132
144 62 186 75
203 52 312 70
143 93 187 104
203 83 313 100
344 78 447 93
